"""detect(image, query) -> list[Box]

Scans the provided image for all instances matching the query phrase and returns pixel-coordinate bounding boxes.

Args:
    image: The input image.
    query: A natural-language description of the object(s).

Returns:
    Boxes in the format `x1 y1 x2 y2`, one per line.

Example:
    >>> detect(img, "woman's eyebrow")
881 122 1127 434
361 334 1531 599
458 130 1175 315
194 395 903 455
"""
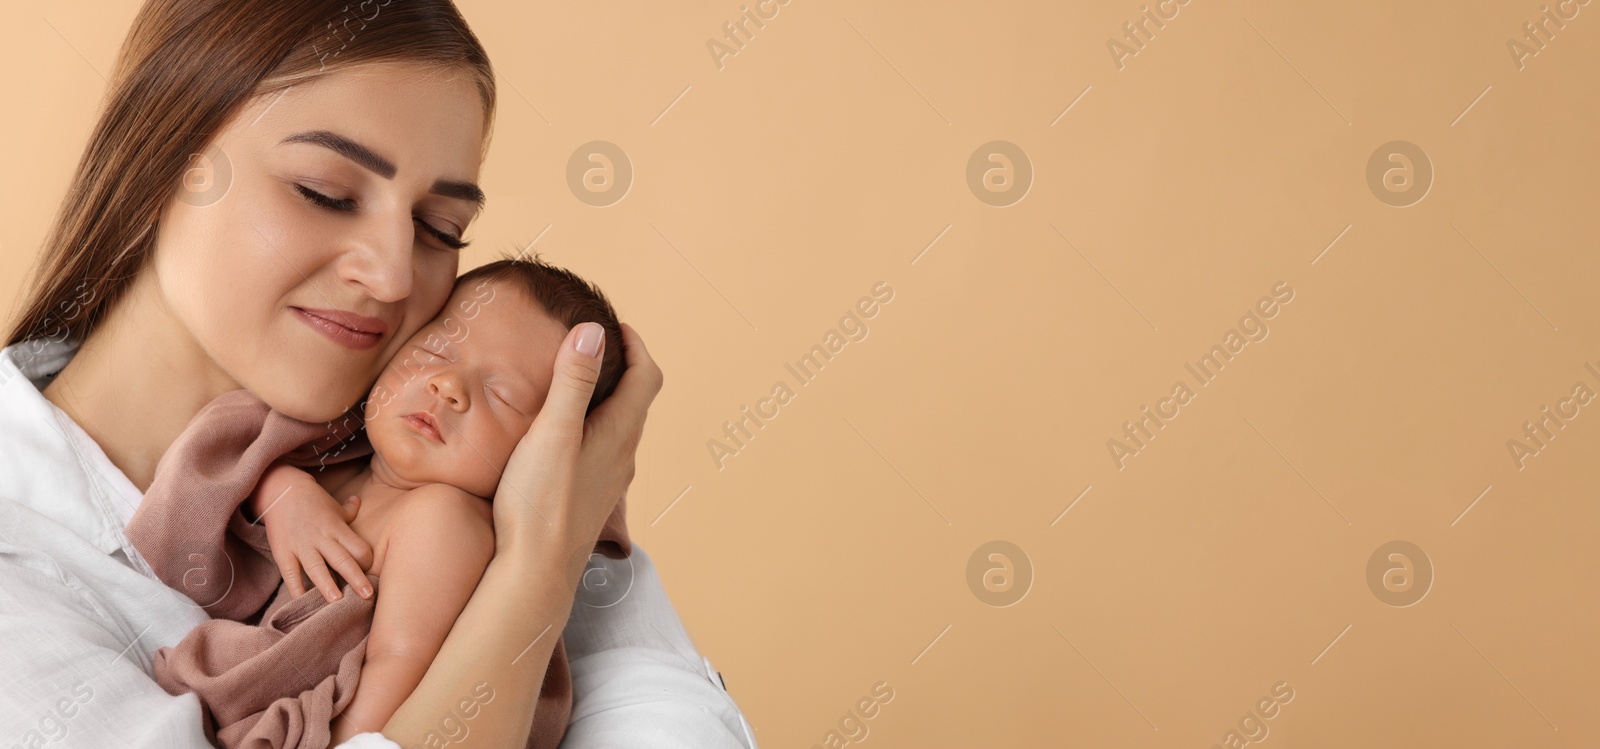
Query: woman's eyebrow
279 130 486 212
431 180 487 215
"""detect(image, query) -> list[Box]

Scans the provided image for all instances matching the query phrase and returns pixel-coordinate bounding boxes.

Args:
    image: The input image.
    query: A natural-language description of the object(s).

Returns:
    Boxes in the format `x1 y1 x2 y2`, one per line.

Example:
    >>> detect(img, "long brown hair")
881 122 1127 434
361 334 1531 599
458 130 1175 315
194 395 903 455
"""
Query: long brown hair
5 0 496 351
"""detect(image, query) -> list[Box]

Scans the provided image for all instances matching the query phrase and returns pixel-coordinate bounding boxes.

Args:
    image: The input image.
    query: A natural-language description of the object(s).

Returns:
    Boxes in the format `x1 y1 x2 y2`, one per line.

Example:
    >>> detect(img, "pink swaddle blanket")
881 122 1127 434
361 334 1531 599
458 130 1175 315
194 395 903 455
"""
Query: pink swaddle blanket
125 389 631 749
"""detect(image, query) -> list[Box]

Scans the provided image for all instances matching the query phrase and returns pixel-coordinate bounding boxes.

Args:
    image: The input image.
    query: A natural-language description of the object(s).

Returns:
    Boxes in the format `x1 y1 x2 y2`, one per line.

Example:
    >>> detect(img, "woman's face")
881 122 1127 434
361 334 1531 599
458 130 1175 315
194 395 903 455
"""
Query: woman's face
152 62 486 423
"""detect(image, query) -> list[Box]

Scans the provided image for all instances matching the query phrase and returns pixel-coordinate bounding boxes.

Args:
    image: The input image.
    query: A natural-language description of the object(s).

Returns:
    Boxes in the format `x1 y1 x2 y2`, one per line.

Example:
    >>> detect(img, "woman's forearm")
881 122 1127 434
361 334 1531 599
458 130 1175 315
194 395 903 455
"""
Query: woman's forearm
380 534 591 748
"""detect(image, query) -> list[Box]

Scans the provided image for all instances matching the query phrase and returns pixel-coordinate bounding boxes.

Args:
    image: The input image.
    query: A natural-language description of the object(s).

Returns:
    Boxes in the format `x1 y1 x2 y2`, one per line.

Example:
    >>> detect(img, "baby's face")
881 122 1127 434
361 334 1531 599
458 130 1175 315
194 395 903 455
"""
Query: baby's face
363 278 571 497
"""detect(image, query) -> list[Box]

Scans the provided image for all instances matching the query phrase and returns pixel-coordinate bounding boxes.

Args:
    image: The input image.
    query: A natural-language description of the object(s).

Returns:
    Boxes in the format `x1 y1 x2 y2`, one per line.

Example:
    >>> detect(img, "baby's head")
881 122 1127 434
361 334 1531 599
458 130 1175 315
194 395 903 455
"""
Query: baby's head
362 253 625 496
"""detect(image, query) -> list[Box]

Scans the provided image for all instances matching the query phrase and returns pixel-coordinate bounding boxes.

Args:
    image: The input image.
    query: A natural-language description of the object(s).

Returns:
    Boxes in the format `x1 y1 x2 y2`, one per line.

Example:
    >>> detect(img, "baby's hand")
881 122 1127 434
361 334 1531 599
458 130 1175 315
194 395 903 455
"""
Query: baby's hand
249 462 375 603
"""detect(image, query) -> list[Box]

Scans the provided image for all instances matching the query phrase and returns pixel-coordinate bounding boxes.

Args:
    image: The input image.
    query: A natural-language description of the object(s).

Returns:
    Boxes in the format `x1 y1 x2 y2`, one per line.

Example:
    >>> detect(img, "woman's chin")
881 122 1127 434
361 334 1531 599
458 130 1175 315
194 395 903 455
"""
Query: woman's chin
254 380 369 424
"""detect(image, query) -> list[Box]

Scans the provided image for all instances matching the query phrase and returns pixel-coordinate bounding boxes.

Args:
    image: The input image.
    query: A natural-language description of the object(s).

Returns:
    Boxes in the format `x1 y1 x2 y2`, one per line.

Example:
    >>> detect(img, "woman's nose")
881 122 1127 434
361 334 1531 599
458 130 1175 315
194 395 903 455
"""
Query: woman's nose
339 210 416 303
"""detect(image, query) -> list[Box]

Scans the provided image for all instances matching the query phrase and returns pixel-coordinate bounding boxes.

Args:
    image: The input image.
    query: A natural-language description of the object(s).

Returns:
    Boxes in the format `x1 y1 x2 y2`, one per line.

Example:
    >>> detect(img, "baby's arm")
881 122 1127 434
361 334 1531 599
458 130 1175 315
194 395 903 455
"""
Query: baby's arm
330 484 496 746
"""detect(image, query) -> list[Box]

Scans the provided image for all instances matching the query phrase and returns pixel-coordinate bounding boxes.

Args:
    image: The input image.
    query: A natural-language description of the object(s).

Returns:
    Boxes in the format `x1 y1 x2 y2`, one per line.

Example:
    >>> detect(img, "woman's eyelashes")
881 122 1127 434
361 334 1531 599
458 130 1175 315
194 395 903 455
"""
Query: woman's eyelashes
295 183 354 211
416 217 469 251
294 183 470 251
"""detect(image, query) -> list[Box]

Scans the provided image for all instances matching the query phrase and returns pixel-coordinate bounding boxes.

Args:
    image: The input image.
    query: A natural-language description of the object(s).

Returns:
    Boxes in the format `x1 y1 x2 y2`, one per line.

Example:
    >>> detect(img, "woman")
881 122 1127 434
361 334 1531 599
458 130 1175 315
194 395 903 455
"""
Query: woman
0 1 753 747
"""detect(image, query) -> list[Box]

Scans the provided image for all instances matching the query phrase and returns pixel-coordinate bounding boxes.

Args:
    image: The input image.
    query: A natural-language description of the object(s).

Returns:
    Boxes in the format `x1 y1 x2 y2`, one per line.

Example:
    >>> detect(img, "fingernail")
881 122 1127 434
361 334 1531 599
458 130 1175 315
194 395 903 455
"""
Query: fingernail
575 323 603 358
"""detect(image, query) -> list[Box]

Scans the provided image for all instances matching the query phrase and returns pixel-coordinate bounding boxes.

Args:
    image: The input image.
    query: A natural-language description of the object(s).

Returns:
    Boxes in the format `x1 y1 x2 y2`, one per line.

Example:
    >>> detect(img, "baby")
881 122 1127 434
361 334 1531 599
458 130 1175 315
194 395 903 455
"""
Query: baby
239 255 625 744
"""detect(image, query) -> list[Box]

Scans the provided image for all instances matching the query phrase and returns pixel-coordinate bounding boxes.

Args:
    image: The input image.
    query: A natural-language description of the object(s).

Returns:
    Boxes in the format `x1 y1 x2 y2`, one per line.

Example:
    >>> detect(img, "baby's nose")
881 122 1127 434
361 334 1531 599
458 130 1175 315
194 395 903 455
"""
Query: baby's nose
430 376 469 409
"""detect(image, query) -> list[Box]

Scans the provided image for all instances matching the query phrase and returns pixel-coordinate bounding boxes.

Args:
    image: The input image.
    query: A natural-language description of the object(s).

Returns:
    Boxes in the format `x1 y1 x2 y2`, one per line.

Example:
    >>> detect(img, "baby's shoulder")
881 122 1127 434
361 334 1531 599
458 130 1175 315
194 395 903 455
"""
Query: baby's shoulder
386 483 494 542
367 485 495 592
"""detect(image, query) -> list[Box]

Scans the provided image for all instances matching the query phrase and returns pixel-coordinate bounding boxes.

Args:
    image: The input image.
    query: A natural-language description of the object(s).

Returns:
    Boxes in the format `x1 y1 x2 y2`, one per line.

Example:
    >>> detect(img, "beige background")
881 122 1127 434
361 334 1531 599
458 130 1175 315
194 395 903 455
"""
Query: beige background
4 0 1599 746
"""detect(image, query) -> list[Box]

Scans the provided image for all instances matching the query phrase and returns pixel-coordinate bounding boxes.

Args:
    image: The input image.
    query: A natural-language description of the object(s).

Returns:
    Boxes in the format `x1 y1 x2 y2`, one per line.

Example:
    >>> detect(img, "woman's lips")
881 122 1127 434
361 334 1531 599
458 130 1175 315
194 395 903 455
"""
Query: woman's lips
293 307 383 350
403 413 444 443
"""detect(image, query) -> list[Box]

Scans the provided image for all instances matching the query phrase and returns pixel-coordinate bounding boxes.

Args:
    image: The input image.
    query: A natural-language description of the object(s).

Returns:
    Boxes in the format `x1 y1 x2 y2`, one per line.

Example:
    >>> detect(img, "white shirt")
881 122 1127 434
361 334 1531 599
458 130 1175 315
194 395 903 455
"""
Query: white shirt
0 338 756 749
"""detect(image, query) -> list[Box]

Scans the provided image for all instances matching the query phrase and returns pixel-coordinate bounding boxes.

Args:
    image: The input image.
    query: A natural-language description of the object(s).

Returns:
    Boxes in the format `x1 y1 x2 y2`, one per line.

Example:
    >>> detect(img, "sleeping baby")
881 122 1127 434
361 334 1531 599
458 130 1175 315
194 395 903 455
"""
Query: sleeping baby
133 254 628 748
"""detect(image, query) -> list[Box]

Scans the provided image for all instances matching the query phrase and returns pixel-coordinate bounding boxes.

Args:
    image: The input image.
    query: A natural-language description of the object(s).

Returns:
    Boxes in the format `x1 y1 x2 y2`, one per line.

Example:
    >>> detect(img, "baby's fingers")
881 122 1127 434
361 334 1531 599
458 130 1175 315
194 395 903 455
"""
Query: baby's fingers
338 494 361 523
337 527 375 573
301 556 343 604
323 541 373 599
278 556 307 600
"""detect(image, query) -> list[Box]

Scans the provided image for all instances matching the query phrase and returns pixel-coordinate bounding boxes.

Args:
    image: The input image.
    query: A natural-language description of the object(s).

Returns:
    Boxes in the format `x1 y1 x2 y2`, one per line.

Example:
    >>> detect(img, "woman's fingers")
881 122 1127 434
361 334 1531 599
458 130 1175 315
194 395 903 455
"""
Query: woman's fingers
530 322 607 449
492 322 662 550
619 322 662 388
575 322 658 490
597 322 664 430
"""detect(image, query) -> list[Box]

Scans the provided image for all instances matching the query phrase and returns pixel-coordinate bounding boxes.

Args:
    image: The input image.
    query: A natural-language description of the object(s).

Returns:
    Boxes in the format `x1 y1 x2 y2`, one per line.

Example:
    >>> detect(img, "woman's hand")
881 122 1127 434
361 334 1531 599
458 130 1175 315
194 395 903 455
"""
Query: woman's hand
492 321 663 564
249 462 375 603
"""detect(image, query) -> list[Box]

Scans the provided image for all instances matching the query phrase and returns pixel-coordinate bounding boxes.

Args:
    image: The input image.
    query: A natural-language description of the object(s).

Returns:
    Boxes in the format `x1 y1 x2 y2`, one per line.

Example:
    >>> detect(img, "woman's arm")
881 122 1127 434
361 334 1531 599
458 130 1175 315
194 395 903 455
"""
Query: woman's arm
560 544 758 749
0 519 219 748
330 485 495 746
381 322 660 748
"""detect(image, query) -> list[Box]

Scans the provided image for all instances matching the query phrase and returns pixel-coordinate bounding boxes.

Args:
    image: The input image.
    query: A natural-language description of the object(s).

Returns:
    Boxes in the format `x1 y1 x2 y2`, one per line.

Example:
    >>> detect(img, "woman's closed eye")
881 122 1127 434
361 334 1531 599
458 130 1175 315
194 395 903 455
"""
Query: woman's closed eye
295 183 355 211
415 216 469 251
295 184 470 251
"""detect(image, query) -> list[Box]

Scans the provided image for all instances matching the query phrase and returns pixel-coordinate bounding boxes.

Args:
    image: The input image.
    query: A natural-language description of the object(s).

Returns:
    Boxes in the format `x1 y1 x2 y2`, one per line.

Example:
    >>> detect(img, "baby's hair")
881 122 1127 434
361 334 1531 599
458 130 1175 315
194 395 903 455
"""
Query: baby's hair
454 253 625 415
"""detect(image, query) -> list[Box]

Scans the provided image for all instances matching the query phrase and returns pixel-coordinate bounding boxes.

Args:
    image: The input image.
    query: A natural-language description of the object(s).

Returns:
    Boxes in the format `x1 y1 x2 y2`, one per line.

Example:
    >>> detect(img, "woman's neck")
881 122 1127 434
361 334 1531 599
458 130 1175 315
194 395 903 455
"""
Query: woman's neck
42 270 244 492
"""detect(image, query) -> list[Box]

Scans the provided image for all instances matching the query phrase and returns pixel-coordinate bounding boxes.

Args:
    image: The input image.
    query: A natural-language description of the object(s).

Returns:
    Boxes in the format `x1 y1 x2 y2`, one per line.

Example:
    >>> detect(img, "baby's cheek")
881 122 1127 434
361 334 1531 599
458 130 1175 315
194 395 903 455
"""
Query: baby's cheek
371 435 438 489
363 383 395 419
440 424 504 496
